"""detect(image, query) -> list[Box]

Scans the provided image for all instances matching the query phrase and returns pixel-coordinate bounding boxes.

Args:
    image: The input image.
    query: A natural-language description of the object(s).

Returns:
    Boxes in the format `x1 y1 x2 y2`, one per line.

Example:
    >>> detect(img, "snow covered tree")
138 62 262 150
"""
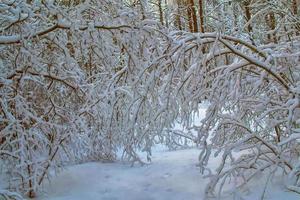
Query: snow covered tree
0 0 165 196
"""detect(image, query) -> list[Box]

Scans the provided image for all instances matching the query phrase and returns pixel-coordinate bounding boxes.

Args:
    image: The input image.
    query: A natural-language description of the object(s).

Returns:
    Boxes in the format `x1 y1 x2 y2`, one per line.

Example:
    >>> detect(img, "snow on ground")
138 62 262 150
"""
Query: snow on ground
37 148 203 200
2 105 299 200
36 147 300 200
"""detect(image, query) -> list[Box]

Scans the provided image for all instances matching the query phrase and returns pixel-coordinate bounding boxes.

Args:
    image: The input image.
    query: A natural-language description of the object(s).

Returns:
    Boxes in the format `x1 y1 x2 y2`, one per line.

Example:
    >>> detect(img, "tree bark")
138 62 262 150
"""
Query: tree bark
158 0 164 25
175 0 182 30
244 1 253 33
292 0 299 35
292 0 298 15
187 0 198 32
187 2 193 31
266 11 277 43
243 1 255 45
198 0 205 33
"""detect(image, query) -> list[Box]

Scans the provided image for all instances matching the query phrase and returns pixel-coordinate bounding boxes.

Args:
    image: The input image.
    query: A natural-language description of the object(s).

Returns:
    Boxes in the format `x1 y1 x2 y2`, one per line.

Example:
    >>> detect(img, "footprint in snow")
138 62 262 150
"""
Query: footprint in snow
143 183 152 191
162 173 171 178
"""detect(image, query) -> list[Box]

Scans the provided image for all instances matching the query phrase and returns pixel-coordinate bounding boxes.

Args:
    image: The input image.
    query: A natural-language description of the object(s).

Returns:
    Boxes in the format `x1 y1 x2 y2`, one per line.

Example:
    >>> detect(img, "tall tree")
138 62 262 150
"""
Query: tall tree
186 0 198 32
292 0 298 15
242 0 255 44
198 0 205 33
158 0 164 25
175 0 183 30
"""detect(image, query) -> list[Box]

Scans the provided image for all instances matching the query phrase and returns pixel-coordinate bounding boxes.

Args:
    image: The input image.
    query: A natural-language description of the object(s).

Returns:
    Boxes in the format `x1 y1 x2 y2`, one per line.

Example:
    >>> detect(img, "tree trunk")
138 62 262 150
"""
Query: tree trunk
175 0 182 30
190 0 198 32
198 0 205 33
158 0 164 25
266 11 277 43
187 0 198 32
243 1 255 45
292 0 299 35
244 1 253 33
164 0 169 27
187 3 193 32
292 0 298 15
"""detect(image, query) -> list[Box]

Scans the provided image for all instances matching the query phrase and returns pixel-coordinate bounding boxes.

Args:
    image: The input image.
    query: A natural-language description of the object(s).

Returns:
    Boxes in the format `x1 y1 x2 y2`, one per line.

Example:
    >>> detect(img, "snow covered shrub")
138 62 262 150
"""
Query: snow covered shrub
0 0 165 197
0 0 194 197
145 2 300 197
0 1 87 196
0 190 24 200
194 35 300 197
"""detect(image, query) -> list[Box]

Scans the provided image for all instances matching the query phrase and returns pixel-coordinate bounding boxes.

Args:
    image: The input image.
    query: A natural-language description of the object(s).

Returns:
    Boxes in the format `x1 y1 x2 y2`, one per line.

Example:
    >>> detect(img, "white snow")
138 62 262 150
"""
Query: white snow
35 147 300 200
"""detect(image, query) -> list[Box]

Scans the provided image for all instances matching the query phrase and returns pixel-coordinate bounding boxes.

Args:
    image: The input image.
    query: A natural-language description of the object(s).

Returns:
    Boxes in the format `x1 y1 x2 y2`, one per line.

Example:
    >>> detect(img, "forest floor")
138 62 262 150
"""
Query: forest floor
36 147 300 200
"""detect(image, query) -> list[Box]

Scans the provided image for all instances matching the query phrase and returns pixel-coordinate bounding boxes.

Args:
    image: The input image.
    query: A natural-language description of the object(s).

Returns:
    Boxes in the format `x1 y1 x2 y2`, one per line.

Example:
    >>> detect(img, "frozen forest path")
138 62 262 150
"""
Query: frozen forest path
37 147 299 200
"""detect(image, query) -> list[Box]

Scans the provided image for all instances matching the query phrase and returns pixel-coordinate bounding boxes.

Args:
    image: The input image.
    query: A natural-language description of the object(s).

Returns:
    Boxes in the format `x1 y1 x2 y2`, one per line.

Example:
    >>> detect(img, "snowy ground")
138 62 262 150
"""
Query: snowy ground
36 147 300 200
2 106 299 199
